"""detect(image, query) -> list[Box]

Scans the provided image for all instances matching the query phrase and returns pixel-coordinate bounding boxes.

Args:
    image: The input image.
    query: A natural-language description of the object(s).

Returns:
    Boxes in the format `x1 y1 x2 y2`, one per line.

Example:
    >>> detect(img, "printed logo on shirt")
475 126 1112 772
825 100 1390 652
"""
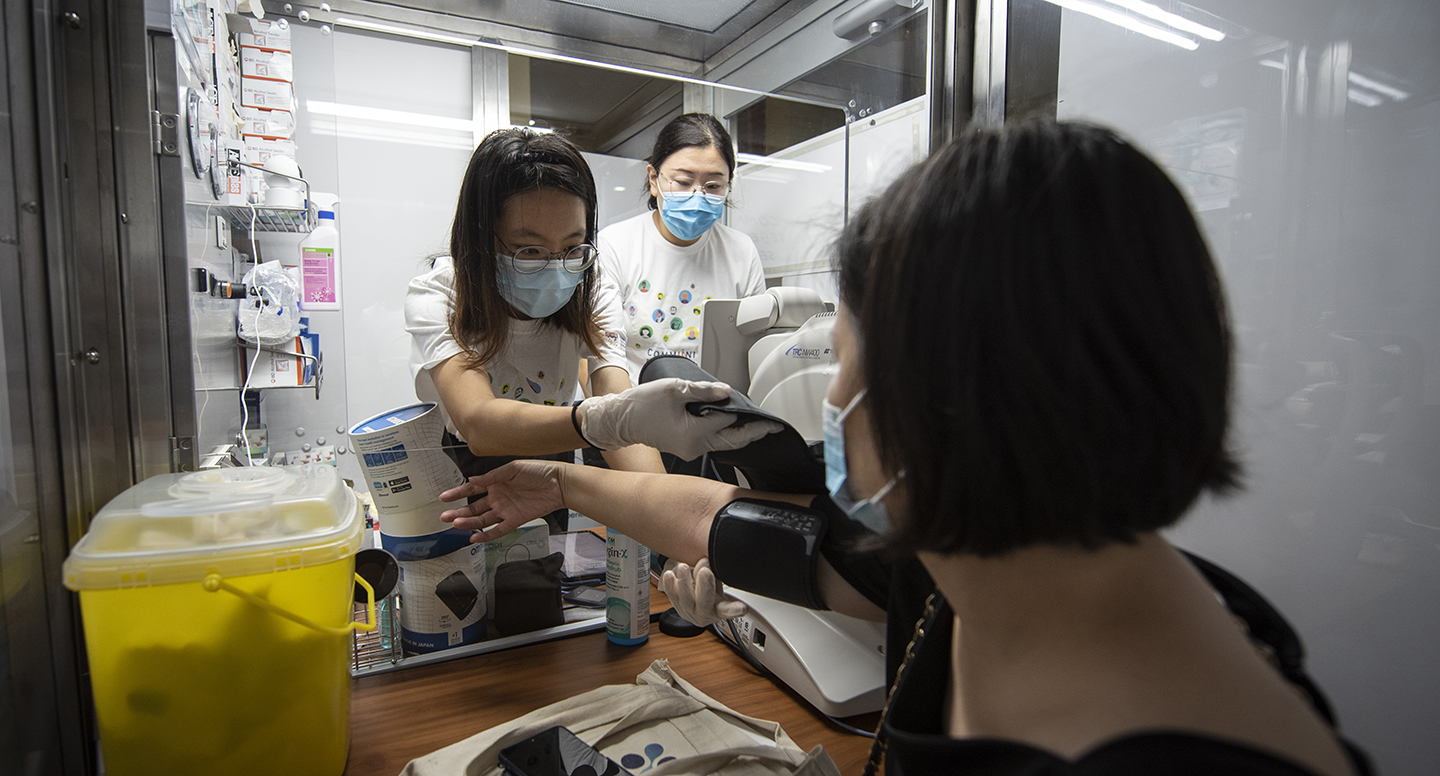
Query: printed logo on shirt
647 347 697 361
679 290 692 304
686 327 699 341
652 309 665 323
669 306 677 315
656 291 665 301
693 307 702 316
639 325 653 338
628 305 636 316
500 383 511 395
639 280 650 292
669 317 683 331
527 377 542 394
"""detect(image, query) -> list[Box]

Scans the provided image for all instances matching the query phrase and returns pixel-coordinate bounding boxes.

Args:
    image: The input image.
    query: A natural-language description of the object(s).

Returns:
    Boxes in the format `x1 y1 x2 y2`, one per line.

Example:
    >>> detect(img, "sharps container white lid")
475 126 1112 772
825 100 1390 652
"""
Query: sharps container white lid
63 465 362 591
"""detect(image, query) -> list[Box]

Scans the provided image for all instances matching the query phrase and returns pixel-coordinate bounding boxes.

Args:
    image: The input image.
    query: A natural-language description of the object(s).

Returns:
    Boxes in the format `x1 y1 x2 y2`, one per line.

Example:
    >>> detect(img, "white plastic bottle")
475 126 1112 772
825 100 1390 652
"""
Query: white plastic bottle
298 209 341 311
605 529 650 645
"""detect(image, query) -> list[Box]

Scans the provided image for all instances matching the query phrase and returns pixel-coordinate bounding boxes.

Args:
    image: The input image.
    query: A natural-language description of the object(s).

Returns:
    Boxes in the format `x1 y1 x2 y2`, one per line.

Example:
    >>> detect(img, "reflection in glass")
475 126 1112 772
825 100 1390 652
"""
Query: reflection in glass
1054 3 1440 773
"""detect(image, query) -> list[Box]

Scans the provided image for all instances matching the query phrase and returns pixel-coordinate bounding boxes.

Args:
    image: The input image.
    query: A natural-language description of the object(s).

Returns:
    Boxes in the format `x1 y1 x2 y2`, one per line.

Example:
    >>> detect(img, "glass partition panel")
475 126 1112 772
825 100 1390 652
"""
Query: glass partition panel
174 0 934 670
1053 3 1440 774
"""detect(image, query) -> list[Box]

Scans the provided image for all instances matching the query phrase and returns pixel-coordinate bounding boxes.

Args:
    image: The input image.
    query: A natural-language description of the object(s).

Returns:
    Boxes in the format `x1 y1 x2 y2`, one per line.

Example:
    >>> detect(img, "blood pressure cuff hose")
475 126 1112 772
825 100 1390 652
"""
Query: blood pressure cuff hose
708 498 829 610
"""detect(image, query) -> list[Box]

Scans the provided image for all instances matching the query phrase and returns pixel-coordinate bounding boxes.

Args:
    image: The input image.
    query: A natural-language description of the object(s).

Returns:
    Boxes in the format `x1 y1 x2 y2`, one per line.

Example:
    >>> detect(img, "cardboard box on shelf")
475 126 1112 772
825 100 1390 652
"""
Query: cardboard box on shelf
243 136 297 167
222 140 260 206
239 106 294 140
243 330 318 389
240 47 293 82
241 77 294 111
238 19 291 52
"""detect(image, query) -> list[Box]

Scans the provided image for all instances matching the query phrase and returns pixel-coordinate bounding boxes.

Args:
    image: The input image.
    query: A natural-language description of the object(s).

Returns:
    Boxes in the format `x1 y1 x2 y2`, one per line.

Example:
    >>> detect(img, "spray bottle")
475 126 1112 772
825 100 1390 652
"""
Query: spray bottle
605 529 650 645
298 195 341 311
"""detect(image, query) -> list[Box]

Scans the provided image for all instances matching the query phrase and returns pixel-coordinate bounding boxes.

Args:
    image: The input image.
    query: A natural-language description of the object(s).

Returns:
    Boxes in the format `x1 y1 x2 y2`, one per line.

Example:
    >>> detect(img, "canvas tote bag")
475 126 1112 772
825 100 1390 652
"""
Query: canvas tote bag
400 659 841 776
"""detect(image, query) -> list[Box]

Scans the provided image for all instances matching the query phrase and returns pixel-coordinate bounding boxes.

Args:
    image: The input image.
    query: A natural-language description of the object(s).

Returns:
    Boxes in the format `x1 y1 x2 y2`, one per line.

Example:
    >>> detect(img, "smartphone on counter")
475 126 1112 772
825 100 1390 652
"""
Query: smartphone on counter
499 726 632 776
563 585 607 608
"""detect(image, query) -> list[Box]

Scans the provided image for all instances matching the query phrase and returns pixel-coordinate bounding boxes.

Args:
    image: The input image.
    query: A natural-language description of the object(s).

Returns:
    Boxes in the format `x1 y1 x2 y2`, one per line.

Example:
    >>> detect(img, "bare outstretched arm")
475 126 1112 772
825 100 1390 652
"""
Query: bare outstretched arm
439 460 886 621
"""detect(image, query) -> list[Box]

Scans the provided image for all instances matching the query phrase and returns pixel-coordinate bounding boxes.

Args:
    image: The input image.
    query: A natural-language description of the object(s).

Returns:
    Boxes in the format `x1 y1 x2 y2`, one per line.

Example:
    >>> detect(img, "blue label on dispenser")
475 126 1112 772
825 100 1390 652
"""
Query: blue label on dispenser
351 403 433 434
387 529 488 654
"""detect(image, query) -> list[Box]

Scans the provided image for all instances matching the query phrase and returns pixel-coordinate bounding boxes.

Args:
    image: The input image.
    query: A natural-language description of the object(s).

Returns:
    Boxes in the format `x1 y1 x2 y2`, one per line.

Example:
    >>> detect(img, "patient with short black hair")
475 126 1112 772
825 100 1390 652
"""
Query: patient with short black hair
439 121 1370 776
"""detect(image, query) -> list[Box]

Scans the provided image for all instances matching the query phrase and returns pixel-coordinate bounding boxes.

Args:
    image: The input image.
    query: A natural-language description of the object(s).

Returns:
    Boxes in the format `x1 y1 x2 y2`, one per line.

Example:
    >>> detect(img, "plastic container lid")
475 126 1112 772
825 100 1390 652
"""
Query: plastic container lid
317 209 335 219
63 465 362 591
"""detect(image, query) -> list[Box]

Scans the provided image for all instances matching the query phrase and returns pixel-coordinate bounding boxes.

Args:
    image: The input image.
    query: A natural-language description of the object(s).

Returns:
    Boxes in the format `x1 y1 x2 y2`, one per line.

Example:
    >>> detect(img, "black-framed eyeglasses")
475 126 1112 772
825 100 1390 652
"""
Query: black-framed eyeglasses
496 240 598 274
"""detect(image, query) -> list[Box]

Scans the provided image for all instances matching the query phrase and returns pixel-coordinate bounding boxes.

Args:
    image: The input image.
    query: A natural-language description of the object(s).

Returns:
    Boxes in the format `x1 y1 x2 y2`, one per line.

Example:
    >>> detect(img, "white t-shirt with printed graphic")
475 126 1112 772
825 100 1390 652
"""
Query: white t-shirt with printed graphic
596 211 766 382
405 254 628 439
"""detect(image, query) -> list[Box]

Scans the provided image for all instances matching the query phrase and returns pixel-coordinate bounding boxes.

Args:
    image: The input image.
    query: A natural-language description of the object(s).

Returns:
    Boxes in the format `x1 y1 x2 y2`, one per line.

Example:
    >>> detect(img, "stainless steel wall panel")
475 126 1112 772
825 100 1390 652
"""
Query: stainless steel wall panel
48 0 135 518
2 0 98 771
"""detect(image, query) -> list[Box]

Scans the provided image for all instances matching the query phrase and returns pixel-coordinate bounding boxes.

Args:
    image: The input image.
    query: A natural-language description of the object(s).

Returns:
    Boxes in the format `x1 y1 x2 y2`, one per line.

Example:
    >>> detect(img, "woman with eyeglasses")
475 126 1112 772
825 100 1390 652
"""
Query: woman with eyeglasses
597 113 766 383
405 128 777 533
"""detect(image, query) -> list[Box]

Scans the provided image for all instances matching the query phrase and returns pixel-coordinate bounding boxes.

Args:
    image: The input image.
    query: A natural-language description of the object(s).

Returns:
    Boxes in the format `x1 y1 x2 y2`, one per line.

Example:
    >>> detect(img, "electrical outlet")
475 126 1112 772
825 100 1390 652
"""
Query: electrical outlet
216 216 229 249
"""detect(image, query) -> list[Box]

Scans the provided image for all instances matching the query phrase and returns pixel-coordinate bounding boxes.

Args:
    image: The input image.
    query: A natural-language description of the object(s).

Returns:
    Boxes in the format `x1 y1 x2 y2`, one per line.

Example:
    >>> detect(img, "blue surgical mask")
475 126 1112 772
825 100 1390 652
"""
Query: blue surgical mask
822 388 904 535
497 263 583 318
659 189 725 241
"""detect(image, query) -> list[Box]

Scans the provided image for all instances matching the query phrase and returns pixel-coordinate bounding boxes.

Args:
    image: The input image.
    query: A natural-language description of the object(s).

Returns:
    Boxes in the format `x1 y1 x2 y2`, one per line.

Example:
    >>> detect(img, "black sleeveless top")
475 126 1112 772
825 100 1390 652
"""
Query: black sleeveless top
881 599 1375 776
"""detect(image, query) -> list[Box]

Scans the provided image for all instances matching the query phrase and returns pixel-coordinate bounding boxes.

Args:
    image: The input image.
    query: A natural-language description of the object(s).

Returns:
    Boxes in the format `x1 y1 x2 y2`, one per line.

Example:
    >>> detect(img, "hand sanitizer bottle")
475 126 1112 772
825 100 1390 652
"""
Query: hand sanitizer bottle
299 209 340 311
606 529 650 645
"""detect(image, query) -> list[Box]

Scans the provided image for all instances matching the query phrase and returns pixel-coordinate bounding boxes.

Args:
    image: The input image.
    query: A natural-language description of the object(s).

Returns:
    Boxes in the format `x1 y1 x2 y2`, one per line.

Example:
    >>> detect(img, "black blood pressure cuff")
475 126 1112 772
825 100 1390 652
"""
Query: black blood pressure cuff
638 355 824 492
709 498 828 610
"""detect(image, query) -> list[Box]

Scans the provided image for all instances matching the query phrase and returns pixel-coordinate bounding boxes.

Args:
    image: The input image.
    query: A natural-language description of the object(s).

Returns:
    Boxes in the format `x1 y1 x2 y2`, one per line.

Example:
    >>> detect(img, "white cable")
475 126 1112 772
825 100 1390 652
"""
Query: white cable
193 202 217 443
239 292 265 466
238 203 264 466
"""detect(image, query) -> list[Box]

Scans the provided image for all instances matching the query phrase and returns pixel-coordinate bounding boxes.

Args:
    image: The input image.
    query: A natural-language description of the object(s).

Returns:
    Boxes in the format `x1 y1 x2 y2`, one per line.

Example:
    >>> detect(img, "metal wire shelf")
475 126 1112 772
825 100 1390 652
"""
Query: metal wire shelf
200 161 315 233
218 204 312 233
352 595 403 673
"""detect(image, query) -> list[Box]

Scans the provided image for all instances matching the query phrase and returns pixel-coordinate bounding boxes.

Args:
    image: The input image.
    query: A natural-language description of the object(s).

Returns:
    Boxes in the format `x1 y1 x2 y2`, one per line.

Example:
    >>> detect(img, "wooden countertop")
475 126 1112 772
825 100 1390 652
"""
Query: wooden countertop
345 583 880 775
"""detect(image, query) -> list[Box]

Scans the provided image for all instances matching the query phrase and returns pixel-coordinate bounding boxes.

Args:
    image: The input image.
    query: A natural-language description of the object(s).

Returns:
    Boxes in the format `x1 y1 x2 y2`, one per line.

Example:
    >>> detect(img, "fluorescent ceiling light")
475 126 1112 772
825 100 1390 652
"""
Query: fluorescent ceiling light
306 100 474 132
735 153 831 173
1106 0 1223 41
1348 72 1410 101
333 17 476 47
310 122 476 150
332 17 844 111
1044 0 1199 50
613 186 627 191
1347 88 1384 108
1258 59 1284 70
554 0 751 34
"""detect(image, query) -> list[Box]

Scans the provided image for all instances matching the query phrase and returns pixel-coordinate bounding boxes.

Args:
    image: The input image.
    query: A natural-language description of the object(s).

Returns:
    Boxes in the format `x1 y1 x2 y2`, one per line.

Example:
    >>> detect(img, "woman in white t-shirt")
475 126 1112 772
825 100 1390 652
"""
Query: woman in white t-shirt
597 114 766 383
405 128 777 535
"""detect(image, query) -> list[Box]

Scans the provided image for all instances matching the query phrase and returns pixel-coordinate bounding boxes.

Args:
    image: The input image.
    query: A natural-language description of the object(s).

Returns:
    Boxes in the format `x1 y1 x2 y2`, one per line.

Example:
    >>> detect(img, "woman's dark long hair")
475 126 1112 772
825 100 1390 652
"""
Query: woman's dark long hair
449 128 602 368
837 121 1241 557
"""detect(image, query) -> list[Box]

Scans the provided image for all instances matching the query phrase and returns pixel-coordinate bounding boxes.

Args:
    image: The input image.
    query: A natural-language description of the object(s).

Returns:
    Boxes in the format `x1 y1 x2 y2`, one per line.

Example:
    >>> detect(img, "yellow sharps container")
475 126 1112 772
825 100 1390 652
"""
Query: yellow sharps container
63 465 375 776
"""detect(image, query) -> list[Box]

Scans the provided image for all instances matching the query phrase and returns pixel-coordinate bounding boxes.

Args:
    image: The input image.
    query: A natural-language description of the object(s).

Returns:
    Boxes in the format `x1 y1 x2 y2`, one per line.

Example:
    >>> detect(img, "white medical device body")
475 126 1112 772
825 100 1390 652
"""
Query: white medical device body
725 588 887 717
701 288 887 716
